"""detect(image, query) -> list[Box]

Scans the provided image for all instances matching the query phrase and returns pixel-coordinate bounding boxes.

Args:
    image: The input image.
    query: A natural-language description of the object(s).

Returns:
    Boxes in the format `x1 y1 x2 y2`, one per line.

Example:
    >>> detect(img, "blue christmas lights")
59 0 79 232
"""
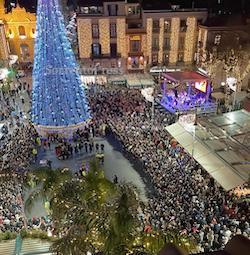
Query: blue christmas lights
31 0 90 127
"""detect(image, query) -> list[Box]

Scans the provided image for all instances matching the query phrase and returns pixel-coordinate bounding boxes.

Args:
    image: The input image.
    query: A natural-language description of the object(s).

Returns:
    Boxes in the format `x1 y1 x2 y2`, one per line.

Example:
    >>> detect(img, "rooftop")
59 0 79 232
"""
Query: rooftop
166 110 250 191
163 71 209 83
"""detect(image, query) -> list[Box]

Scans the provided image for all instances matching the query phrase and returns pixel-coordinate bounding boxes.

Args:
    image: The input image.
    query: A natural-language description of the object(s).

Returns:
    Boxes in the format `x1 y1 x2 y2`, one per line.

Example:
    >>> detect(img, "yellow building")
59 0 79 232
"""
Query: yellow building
0 2 36 63
76 1 207 72
0 20 9 62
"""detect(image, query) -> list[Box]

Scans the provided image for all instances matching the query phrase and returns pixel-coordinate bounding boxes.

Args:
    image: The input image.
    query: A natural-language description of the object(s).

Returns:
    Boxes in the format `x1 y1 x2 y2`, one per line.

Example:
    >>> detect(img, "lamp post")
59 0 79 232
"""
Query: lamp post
191 109 198 157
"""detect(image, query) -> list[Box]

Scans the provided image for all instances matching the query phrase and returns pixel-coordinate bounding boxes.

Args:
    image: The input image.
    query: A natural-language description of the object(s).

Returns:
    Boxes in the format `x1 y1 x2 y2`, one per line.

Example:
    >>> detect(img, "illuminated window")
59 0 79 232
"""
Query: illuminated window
214 34 221 45
130 40 140 52
178 52 184 62
18 26 26 36
164 20 171 32
163 53 169 64
127 5 140 15
180 20 187 32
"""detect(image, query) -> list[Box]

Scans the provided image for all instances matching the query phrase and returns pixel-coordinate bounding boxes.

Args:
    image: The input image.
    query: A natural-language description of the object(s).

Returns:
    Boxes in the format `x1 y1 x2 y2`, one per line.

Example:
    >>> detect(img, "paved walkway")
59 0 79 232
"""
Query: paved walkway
32 136 147 200
26 135 149 219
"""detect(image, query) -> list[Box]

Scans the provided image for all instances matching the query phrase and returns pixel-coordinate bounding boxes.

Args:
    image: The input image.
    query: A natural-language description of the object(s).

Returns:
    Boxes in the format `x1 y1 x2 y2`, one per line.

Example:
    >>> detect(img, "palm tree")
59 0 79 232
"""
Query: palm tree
102 184 140 255
25 167 73 214
25 162 197 254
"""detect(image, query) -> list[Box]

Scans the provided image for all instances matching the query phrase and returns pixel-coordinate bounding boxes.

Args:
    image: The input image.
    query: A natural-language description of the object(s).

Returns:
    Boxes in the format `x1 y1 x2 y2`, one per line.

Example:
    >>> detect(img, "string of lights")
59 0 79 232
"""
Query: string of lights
31 0 90 131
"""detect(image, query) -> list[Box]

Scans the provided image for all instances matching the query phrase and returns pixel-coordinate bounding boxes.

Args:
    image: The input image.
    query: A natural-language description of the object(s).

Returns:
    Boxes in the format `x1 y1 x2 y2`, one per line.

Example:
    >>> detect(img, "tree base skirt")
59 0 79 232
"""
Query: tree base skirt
34 119 91 139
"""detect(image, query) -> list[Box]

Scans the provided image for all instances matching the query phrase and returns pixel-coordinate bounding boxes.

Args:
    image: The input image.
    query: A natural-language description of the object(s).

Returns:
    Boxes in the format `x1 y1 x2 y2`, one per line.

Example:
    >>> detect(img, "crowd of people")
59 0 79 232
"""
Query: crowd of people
0 80 249 252
0 79 50 237
89 86 249 252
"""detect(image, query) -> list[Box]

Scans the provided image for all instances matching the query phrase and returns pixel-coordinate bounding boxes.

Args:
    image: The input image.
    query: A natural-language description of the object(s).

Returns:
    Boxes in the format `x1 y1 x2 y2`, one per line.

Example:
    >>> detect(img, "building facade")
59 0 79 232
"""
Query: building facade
0 20 9 62
0 2 36 63
76 0 208 72
196 16 250 90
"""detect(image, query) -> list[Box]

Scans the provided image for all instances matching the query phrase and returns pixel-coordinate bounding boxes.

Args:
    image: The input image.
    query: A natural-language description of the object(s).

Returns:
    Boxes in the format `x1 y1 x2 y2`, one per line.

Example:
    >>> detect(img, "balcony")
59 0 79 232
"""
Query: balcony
77 6 104 16
91 53 121 59
163 46 170 51
152 46 159 51
152 27 160 33
126 22 146 34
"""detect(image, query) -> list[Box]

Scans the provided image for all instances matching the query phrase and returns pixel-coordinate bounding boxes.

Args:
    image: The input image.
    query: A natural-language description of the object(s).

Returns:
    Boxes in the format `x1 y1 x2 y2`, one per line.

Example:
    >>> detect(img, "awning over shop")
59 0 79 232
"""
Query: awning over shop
165 110 250 191
126 74 155 88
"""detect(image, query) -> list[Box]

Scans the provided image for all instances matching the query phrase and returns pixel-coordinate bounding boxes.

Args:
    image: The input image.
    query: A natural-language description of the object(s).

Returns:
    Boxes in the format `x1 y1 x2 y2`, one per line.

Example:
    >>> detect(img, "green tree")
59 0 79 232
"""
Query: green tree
25 167 73 213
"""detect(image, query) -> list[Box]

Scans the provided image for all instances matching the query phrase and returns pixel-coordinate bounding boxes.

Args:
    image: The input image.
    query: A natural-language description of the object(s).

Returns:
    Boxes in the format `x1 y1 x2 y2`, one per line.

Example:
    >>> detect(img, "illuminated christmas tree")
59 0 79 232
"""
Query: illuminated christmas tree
31 0 90 136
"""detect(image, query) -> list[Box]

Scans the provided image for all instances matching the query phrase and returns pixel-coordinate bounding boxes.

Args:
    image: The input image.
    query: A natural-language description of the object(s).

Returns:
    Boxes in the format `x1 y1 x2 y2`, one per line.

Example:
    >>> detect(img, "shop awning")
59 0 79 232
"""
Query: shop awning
165 110 250 191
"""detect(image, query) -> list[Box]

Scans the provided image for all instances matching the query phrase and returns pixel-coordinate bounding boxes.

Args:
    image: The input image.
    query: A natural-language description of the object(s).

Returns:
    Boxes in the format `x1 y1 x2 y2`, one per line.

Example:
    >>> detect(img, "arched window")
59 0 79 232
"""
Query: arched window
18 26 26 36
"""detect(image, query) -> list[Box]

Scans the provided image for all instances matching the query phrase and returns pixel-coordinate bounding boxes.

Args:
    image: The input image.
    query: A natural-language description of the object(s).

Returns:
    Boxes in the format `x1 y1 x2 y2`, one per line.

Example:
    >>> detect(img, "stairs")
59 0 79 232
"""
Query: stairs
20 239 52 255
0 240 15 255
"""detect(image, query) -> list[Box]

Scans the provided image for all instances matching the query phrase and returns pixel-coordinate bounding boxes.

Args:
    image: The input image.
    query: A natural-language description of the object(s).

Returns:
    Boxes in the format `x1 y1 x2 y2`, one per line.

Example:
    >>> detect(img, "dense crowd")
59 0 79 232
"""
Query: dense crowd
0 173 52 235
0 80 50 237
89 86 249 252
0 81 249 252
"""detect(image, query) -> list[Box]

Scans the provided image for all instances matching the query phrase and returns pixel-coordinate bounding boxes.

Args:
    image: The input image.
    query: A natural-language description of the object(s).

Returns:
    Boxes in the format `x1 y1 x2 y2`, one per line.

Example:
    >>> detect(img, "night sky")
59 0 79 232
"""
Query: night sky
4 0 250 14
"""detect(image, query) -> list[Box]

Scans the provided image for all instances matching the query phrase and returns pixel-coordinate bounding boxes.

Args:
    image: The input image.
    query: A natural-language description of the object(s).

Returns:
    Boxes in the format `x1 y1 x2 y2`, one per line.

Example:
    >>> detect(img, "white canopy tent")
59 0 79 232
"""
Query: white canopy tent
166 120 248 191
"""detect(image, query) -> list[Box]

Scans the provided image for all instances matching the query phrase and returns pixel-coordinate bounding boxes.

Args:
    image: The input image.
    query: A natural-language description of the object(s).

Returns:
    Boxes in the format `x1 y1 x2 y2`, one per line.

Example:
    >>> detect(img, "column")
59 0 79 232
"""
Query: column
169 17 180 64
77 19 92 58
158 18 164 64
184 17 197 63
146 18 153 65
116 18 127 57
99 19 110 55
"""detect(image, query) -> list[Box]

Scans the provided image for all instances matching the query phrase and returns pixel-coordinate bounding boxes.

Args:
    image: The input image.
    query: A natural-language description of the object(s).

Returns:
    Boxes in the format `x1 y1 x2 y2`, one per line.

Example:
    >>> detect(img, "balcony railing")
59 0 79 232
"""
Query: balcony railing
91 53 121 59
152 46 159 51
163 46 170 50
152 27 160 33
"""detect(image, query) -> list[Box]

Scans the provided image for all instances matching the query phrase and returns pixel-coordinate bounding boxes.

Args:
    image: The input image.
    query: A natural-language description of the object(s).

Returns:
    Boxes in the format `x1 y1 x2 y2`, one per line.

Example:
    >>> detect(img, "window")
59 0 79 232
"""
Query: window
110 23 117 38
31 28 36 38
130 40 140 52
164 37 170 50
92 43 101 56
108 4 118 16
179 37 185 50
18 26 26 36
178 52 184 62
152 54 158 65
20 44 30 61
152 37 159 50
163 53 169 64
153 20 159 29
164 20 171 32
180 20 187 32
127 5 140 15
80 6 102 14
110 43 117 57
214 34 221 45
92 24 99 38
